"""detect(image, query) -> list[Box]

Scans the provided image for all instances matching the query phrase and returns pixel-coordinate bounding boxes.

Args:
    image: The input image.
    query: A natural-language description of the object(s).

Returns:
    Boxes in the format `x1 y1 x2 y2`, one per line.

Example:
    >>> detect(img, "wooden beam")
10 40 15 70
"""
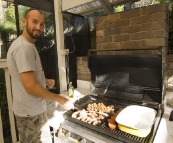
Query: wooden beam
69 5 103 15
99 0 114 14
0 59 7 68
0 61 17 143
62 0 95 11
63 0 138 15
2 0 14 2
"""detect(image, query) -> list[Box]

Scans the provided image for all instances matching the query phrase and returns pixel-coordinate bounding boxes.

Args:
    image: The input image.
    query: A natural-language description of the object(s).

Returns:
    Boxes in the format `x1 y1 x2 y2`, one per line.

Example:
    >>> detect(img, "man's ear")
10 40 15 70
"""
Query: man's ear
22 18 27 27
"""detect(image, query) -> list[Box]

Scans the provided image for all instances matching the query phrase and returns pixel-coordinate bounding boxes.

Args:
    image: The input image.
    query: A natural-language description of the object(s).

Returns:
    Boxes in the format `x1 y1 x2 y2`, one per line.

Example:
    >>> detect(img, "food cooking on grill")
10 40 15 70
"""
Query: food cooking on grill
108 122 116 130
108 116 117 130
107 108 124 130
71 109 109 126
111 115 116 120
87 102 114 113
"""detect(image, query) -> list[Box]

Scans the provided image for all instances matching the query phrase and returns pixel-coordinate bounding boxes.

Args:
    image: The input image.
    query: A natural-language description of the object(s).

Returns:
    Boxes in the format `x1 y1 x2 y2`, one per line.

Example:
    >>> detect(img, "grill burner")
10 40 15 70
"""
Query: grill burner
60 52 164 143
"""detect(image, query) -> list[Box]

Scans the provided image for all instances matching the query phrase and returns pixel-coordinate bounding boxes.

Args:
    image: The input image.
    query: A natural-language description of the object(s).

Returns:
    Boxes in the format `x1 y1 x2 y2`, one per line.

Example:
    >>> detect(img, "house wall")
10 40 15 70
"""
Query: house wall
166 55 173 89
77 57 90 81
77 3 169 83
95 3 169 54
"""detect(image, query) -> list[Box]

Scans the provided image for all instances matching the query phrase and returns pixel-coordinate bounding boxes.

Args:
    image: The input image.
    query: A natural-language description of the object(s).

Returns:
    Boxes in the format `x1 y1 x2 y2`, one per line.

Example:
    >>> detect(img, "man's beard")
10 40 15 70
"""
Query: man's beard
26 25 41 39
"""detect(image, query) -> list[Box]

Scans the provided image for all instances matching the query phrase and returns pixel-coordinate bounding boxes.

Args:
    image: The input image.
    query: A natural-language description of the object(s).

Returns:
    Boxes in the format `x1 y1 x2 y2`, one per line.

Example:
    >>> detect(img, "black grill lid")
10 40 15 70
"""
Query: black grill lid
88 55 163 104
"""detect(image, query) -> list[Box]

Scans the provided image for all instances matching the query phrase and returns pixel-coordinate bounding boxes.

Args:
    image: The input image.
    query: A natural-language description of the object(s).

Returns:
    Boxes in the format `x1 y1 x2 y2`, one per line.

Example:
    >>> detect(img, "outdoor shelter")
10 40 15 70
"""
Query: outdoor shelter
1 0 169 143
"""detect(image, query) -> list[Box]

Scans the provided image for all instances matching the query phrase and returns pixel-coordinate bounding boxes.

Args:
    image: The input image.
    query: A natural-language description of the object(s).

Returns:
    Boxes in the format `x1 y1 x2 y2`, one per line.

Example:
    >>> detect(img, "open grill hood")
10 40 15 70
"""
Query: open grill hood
88 54 163 104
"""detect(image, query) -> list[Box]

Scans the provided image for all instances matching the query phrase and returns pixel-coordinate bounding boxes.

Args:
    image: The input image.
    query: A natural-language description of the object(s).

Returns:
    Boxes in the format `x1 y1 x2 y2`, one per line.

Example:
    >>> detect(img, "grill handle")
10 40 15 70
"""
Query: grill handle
88 46 163 54
142 101 160 109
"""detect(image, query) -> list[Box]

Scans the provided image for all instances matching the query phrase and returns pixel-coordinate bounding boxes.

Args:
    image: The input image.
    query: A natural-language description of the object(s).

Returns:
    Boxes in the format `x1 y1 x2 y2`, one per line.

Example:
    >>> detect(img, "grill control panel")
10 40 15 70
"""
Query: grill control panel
59 128 93 143
58 120 124 143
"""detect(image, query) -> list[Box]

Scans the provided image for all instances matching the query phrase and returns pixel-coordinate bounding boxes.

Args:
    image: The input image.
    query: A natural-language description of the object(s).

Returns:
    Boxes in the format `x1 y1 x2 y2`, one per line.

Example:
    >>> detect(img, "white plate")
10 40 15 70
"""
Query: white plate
115 105 156 130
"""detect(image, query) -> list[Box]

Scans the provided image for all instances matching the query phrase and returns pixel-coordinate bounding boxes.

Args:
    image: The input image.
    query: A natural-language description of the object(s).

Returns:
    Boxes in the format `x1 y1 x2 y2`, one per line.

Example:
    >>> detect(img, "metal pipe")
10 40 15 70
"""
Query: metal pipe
14 0 20 37
89 46 163 52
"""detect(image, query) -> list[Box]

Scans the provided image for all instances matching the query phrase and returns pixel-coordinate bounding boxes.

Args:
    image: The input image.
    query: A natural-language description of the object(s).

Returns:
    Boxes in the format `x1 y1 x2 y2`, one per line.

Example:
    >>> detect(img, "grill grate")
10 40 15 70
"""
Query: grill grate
100 122 149 143
92 81 161 92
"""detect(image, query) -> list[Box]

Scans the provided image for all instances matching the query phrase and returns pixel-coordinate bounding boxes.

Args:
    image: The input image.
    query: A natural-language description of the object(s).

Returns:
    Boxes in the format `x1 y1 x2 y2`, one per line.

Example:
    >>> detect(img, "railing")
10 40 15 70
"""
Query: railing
0 59 17 143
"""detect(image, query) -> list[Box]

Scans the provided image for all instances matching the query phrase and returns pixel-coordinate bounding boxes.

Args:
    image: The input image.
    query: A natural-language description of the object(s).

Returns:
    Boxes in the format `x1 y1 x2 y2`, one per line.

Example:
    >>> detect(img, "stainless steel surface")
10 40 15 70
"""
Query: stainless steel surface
58 120 123 143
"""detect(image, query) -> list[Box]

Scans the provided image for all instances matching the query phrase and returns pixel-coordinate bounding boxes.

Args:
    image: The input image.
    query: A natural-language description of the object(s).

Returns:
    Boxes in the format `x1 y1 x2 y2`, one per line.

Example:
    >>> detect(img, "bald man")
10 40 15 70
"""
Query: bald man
7 9 74 143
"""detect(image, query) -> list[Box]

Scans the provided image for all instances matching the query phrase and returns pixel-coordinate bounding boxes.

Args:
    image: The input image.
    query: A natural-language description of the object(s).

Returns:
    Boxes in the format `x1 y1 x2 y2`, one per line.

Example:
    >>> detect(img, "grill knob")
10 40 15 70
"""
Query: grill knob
65 132 71 138
80 138 86 143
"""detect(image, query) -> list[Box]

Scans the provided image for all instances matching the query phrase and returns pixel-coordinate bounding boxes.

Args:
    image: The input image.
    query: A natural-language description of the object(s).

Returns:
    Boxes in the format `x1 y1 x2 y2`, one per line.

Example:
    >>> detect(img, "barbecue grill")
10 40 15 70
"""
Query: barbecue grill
58 48 164 143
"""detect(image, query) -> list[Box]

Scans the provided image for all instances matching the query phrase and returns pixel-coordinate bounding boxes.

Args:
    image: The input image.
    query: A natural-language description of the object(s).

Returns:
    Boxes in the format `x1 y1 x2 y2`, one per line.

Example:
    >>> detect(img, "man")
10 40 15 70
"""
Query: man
7 9 74 143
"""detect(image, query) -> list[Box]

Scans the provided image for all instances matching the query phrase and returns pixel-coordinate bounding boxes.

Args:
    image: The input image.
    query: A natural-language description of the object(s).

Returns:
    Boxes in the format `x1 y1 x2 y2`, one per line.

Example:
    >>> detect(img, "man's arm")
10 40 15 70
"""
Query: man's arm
20 71 73 109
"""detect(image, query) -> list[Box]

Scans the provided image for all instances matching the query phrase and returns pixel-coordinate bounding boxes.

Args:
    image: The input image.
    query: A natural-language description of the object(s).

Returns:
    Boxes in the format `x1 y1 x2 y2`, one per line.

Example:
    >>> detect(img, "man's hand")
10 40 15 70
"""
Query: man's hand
46 79 55 88
61 97 74 110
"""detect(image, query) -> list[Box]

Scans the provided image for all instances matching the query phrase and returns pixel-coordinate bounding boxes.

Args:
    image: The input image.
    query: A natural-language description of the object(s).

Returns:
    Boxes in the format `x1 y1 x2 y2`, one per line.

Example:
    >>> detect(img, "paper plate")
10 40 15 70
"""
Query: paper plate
115 105 156 130
118 124 152 137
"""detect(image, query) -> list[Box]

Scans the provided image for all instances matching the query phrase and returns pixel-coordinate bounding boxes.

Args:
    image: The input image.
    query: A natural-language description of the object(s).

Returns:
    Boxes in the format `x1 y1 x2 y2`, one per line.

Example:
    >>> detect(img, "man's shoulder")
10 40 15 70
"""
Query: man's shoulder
9 36 34 51
9 36 22 49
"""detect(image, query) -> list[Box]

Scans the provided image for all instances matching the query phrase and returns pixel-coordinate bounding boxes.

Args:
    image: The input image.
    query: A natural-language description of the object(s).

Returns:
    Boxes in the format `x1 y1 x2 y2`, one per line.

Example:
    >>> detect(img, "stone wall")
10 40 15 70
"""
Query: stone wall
77 3 169 82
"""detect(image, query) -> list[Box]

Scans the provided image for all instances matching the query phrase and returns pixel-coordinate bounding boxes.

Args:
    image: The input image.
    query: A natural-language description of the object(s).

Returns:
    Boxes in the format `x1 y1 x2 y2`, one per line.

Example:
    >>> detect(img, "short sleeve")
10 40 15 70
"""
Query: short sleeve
13 45 36 73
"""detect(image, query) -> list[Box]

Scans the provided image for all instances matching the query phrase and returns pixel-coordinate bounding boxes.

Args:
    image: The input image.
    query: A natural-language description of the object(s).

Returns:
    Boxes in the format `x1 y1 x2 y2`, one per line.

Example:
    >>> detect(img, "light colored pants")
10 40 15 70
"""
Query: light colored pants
15 111 52 143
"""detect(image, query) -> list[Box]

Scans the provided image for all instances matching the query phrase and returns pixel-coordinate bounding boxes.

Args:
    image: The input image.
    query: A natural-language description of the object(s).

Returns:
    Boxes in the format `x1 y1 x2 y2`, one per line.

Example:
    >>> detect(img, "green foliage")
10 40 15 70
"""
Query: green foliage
0 3 16 31
0 3 16 46
0 22 15 40
4 4 15 23
114 5 124 13
18 5 30 30
0 4 29 43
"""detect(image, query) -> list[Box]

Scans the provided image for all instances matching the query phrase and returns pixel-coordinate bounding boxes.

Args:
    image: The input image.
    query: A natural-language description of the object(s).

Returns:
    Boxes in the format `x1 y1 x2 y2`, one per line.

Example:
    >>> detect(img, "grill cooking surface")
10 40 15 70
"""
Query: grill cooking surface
63 95 161 143
100 122 150 143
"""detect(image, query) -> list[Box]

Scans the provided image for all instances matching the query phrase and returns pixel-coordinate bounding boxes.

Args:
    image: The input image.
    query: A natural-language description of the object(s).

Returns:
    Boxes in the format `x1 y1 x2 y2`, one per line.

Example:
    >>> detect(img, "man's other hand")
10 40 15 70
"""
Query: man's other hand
46 79 55 88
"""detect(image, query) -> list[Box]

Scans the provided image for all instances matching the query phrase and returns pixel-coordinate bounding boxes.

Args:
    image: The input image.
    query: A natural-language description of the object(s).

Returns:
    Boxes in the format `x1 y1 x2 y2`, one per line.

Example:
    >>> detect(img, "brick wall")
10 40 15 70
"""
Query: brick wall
76 57 90 81
77 3 169 82
96 3 169 55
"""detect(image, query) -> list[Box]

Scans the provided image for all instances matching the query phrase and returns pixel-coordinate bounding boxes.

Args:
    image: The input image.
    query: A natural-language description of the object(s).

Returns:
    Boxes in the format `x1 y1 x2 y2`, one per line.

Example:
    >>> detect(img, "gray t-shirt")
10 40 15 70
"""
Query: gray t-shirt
7 35 46 117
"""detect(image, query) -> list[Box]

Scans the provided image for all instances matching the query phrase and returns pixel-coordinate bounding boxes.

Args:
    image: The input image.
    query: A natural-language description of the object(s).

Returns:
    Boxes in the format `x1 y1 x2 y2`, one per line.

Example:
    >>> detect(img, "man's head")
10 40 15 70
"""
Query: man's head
22 9 45 42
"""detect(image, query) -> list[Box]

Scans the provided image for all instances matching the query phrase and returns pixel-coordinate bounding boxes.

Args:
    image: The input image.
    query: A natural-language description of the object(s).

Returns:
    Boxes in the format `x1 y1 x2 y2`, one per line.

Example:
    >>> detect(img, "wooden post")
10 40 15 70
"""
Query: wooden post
0 60 17 143
4 68 17 143
54 0 67 92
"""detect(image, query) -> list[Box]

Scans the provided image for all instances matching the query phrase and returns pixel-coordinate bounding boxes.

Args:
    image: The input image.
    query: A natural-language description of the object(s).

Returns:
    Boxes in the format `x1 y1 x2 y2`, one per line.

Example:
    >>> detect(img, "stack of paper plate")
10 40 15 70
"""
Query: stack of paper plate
116 105 156 137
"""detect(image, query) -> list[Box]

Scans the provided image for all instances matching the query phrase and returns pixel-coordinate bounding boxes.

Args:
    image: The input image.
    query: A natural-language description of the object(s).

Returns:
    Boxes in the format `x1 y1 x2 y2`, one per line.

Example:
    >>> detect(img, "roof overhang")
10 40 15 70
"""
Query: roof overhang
3 0 139 15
